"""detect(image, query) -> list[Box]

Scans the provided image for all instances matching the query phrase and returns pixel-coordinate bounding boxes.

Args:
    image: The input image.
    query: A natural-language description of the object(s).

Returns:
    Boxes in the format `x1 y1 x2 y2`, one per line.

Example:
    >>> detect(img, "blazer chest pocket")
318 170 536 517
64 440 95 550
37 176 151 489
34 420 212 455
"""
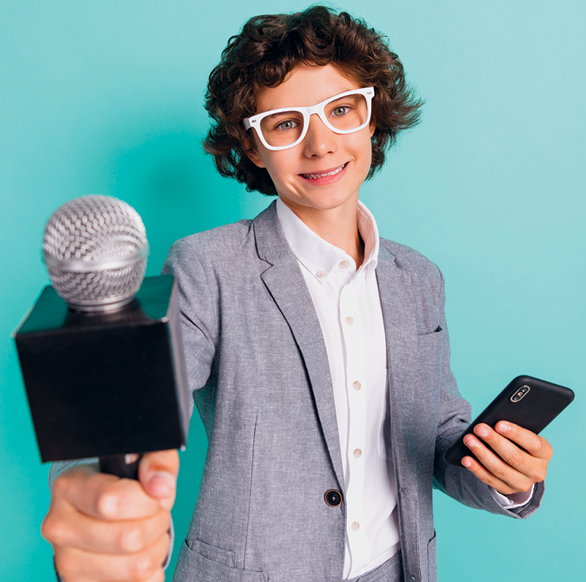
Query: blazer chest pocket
417 327 442 348
176 539 267 582
416 327 443 377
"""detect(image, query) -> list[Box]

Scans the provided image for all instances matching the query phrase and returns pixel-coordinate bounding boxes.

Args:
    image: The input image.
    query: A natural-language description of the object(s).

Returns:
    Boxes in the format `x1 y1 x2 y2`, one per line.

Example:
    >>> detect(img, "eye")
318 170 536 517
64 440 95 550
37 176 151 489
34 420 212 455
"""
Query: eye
275 119 299 131
331 106 350 117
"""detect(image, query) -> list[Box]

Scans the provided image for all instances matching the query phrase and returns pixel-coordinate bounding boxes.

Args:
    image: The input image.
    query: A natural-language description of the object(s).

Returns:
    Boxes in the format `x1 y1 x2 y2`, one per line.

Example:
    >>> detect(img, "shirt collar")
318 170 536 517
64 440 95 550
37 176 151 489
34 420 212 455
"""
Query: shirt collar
276 198 380 283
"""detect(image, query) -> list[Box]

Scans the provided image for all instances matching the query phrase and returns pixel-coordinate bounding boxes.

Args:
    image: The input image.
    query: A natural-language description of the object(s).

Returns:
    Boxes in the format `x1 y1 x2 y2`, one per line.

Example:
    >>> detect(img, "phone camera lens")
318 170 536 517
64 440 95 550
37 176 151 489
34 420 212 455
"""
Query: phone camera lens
510 385 530 403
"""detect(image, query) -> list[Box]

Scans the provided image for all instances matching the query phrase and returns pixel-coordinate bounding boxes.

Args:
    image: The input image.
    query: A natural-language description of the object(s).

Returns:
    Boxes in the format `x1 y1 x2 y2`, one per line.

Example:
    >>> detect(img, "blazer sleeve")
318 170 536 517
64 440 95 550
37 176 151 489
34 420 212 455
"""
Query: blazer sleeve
432 268 545 519
162 239 218 393
162 237 221 435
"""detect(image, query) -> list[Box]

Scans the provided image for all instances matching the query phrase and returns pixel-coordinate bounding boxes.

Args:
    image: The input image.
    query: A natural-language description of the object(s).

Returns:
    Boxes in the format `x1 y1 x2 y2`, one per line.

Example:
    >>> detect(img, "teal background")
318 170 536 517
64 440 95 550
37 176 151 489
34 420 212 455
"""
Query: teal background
1 1 584 579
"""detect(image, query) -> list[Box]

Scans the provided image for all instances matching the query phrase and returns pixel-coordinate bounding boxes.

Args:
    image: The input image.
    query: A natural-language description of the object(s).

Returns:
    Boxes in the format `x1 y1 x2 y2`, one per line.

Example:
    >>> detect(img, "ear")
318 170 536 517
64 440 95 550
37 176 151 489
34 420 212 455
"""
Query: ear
246 147 266 168
244 133 266 168
369 121 376 138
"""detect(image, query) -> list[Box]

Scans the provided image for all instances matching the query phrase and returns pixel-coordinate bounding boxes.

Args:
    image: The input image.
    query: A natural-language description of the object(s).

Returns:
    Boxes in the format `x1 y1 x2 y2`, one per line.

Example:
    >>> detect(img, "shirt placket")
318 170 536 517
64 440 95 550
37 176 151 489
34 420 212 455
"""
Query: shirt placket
339 276 370 571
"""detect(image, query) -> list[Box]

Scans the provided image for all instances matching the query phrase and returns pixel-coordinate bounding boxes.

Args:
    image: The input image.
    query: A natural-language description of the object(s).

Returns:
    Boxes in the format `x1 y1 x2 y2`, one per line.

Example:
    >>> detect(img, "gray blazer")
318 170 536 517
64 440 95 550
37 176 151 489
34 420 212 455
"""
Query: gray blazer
160 201 543 582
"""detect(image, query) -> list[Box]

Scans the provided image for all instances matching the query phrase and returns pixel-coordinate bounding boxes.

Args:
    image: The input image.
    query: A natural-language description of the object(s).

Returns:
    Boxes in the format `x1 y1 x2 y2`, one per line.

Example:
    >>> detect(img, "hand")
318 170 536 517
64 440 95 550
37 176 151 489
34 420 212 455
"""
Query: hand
42 450 179 582
461 422 552 496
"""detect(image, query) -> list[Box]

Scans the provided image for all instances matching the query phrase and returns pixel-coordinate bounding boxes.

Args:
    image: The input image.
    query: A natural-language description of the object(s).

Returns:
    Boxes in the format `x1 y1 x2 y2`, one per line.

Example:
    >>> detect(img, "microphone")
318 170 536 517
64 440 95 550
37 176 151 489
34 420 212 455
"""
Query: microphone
42 195 149 312
14 195 189 480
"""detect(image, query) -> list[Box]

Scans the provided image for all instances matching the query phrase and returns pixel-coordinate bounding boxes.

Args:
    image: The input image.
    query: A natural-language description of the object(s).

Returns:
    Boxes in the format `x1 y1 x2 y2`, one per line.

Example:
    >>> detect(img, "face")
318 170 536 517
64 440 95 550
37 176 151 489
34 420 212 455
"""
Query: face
246 64 375 221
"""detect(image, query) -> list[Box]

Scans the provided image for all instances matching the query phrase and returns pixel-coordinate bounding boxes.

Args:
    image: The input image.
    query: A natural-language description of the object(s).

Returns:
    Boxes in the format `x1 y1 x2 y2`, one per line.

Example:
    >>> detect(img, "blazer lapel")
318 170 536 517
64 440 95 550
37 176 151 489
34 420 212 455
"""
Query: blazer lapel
376 244 421 573
253 203 345 490
376 246 419 461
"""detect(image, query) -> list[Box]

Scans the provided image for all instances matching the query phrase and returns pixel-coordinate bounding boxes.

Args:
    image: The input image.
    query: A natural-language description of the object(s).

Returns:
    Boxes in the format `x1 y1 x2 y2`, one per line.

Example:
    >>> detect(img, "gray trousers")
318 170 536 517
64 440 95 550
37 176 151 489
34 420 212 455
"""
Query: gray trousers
346 551 403 582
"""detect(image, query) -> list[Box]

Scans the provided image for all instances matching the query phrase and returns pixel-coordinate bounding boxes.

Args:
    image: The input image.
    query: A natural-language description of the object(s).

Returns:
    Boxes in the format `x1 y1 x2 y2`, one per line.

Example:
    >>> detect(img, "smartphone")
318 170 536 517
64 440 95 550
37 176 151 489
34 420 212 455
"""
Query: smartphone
444 375 575 467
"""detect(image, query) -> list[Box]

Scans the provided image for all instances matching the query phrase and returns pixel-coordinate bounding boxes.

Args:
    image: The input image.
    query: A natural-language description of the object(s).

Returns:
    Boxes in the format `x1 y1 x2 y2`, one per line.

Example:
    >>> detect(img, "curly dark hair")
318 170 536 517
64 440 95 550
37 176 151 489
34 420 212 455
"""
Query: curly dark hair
203 5 423 196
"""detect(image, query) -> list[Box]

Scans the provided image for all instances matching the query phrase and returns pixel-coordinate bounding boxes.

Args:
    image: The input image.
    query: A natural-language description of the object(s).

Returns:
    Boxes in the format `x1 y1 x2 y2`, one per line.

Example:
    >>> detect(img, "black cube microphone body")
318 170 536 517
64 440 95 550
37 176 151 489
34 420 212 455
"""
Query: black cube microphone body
14 274 189 468
13 195 189 478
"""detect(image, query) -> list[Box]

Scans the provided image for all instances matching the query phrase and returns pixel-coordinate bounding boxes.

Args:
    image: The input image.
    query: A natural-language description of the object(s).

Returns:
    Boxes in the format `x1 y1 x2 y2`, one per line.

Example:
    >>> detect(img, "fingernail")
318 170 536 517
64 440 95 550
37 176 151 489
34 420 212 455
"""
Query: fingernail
476 425 489 438
498 422 509 432
464 435 475 448
100 494 120 517
462 457 471 467
147 471 175 496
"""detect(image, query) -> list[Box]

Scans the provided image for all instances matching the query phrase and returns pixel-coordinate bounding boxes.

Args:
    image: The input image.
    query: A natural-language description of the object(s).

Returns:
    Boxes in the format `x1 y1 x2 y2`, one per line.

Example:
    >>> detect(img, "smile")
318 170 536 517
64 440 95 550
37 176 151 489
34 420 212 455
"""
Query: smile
301 163 347 180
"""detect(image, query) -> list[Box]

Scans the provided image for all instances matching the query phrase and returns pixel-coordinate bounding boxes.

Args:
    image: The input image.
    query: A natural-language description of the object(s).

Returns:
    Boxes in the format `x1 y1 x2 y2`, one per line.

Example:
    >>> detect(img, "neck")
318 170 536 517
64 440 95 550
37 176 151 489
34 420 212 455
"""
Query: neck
280 199 365 268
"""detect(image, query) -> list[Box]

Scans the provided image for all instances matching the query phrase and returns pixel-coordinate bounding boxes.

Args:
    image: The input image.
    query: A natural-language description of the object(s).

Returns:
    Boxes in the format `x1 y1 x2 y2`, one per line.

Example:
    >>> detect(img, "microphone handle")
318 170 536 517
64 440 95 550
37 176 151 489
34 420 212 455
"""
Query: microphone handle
100 454 142 480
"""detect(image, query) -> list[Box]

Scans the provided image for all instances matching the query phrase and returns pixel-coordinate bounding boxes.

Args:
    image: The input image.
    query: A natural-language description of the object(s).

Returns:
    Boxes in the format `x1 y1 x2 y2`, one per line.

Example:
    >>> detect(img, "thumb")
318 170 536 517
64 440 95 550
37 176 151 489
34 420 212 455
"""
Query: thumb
138 449 179 509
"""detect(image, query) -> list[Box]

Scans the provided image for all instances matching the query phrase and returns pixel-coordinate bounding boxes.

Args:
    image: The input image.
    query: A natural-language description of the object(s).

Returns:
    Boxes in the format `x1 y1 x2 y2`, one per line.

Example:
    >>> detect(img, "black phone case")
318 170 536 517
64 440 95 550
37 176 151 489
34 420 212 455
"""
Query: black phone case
443 375 574 467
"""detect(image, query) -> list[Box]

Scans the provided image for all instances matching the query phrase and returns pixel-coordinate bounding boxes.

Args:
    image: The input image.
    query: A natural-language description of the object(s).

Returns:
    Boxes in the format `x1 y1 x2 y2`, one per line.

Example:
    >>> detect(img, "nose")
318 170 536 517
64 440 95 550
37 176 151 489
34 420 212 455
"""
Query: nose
302 113 336 157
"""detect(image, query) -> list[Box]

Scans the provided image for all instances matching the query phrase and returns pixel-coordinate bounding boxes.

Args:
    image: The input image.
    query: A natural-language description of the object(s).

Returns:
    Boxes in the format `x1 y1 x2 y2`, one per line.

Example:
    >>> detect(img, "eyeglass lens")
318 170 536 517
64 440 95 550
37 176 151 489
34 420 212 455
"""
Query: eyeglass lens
259 93 369 148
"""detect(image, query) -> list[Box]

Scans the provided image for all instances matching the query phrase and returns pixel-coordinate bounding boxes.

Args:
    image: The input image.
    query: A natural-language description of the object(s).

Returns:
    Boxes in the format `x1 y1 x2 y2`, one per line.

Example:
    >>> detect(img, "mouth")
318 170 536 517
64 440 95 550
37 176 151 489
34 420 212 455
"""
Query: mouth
300 163 348 180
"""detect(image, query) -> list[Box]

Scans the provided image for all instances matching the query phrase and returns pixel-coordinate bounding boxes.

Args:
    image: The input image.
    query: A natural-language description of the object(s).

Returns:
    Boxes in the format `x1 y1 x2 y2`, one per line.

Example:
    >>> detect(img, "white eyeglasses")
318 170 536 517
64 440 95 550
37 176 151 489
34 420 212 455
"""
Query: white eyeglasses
243 87 375 151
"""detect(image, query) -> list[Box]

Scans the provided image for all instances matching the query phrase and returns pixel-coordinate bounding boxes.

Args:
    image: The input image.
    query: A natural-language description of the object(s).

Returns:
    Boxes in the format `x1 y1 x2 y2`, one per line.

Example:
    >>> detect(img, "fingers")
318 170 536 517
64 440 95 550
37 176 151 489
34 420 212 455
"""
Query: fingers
461 423 551 494
494 421 553 461
138 450 179 511
51 466 161 521
43 453 178 582
460 454 519 496
54 531 170 582
43 498 170 554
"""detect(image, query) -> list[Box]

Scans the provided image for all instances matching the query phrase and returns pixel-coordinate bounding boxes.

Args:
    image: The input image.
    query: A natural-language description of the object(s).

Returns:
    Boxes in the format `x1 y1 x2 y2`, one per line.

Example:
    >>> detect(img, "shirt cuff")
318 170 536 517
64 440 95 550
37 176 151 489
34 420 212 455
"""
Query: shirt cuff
490 484 535 509
163 517 175 570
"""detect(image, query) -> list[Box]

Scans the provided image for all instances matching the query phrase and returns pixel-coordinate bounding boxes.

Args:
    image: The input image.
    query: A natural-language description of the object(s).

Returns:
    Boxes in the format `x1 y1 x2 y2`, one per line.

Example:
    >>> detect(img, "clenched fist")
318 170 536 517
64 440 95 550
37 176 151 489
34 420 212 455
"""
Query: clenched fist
42 450 179 582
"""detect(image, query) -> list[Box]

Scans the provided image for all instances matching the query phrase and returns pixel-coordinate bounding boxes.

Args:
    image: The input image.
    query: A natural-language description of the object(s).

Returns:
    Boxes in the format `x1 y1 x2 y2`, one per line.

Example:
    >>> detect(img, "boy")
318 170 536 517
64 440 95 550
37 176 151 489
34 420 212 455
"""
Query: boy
43 7 551 582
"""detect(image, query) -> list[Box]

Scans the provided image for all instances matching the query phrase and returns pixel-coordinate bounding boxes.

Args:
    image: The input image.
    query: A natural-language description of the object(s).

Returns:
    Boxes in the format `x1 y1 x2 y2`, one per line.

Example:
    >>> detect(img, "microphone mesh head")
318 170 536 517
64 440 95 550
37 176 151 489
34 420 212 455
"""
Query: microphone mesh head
43 195 149 311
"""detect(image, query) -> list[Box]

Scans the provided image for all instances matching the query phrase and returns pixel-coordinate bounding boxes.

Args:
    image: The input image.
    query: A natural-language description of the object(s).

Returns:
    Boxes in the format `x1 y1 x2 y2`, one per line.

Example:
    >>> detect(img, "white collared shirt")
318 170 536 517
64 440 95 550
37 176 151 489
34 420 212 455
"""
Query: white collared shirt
276 198 532 578
276 198 399 579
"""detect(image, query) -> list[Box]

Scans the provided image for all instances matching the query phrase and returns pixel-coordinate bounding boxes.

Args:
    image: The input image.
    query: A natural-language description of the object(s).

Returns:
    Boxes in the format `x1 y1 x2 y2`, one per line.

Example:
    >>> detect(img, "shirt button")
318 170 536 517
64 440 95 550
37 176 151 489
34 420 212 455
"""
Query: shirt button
340 259 350 269
353 449 362 458
353 381 362 391
317 269 326 279
351 521 360 531
345 316 355 326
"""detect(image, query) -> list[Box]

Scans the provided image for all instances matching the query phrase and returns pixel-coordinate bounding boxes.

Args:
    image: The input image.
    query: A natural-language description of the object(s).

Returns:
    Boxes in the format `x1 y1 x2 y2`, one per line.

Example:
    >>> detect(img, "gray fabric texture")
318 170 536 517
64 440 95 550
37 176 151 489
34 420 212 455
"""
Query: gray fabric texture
161 201 544 582
47 201 543 582
346 551 403 582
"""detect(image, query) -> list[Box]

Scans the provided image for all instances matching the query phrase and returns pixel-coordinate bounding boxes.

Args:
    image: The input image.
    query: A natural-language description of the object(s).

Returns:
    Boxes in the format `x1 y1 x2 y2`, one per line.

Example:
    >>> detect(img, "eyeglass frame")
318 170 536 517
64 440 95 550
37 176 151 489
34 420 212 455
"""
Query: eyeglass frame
242 87 375 151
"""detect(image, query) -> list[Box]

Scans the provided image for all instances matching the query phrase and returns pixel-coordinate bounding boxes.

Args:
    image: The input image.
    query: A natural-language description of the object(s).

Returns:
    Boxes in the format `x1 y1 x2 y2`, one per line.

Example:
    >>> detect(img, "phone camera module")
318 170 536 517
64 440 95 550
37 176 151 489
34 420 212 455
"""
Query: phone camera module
511 385 530 403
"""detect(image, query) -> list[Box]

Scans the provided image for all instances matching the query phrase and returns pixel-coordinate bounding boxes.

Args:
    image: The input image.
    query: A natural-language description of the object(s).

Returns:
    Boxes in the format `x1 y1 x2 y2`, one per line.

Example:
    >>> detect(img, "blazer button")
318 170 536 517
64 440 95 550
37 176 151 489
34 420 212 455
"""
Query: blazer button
324 489 343 507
